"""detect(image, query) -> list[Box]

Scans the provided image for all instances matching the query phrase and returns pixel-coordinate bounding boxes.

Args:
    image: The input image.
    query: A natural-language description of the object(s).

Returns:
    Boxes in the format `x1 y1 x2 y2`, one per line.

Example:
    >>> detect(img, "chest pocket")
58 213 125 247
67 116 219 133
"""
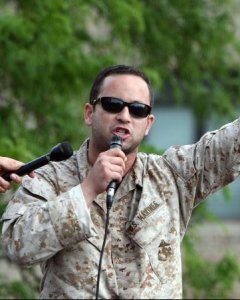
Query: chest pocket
125 198 181 284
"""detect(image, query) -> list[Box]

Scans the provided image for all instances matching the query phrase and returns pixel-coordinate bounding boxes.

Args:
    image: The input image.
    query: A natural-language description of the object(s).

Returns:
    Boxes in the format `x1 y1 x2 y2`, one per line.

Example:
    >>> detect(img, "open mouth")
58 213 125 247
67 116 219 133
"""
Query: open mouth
113 127 130 138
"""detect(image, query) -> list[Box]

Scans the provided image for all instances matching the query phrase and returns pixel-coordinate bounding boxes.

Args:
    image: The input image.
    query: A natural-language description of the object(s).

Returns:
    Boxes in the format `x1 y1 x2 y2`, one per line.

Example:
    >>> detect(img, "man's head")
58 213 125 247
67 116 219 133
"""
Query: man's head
85 65 155 158
89 65 154 107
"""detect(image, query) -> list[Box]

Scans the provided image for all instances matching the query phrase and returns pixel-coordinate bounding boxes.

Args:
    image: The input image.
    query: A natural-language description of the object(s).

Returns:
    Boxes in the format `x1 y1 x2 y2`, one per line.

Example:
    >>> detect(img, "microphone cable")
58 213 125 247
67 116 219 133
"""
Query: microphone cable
95 135 122 300
95 205 111 300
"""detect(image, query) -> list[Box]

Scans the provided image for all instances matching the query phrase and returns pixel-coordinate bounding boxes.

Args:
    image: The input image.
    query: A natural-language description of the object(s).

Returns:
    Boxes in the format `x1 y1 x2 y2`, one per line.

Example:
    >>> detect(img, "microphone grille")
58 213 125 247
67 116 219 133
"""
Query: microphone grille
50 142 73 161
110 135 122 149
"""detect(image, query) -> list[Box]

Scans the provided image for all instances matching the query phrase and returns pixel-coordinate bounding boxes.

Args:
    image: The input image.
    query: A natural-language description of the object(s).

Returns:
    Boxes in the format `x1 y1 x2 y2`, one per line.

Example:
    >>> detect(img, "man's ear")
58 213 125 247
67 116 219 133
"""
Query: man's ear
144 114 155 136
84 103 94 127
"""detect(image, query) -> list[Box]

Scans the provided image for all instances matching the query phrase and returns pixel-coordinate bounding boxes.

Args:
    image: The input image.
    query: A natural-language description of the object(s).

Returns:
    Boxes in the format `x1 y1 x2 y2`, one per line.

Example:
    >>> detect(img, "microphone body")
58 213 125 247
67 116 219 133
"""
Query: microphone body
106 135 123 209
3 142 73 181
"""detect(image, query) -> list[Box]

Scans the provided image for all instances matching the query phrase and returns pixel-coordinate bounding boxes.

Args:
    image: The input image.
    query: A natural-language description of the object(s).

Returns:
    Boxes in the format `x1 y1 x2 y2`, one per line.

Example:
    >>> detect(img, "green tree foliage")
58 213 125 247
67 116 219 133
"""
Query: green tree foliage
182 223 240 299
1 0 240 298
1 0 239 157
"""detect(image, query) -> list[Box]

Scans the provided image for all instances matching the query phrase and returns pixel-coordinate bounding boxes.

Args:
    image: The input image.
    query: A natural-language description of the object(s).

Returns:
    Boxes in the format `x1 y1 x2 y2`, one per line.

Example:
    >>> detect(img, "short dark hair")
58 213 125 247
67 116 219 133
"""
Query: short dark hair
89 65 154 106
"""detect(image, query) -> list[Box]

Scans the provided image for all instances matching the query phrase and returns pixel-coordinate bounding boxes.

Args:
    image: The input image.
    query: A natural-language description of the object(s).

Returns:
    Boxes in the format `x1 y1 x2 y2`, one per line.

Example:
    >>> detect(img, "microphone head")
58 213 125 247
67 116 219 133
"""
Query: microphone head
110 135 122 149
49 142 73 161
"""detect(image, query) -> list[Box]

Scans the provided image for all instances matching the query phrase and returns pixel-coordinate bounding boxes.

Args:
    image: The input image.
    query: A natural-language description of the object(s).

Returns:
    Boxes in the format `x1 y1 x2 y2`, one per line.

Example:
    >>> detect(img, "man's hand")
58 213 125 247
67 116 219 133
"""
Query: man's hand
81 148 126 207
0 156 34 193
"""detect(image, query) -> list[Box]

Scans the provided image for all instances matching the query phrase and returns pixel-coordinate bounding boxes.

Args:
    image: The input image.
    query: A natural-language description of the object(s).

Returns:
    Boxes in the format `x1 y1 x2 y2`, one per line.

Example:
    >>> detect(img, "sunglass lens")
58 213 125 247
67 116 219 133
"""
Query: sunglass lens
101 98 123 113
130 104 150 118
100 97 151 118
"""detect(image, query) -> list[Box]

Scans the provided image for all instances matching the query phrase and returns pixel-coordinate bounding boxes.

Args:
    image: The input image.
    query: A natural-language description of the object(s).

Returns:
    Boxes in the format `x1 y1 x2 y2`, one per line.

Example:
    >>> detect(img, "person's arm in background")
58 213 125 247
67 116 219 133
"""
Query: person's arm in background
0 156 34 193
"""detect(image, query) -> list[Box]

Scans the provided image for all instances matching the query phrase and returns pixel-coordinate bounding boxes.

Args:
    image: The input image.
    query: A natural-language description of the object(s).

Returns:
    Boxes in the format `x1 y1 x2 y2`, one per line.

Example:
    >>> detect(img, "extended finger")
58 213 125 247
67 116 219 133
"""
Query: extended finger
0 187 6 193
0 157 23 171
0 177 10 192
10 174 22 184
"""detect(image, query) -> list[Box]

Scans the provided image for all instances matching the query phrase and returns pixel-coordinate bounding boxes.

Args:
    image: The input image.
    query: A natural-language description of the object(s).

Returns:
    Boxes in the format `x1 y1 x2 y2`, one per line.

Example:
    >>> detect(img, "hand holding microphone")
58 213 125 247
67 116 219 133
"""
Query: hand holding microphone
81 135 125 208
0 157 31 193
2 142 73 182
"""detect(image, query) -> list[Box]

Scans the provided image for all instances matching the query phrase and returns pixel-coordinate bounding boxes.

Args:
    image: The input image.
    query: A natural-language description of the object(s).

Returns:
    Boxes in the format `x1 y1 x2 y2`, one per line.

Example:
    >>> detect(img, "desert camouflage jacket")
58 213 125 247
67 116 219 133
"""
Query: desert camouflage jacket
1 118 240 299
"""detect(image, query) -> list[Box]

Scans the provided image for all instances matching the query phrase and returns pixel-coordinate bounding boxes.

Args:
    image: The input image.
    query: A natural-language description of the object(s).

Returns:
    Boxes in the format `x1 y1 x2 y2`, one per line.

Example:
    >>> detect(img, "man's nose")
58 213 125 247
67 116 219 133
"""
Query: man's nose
116 106 131 122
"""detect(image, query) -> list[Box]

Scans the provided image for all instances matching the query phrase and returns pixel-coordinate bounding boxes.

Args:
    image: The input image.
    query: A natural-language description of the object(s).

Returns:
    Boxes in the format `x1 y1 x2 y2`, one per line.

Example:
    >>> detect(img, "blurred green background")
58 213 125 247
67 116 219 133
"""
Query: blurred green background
1 0 240 298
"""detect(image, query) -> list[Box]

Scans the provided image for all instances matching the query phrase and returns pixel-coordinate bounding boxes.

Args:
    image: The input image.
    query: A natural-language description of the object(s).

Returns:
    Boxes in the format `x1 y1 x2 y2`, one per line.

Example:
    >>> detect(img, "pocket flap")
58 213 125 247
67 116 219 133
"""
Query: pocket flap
1 202 27 221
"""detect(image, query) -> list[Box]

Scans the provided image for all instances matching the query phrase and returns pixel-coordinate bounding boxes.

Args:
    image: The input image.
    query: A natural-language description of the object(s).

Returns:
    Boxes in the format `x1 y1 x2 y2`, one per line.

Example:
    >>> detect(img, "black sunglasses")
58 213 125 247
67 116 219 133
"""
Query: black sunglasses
92 97 151 119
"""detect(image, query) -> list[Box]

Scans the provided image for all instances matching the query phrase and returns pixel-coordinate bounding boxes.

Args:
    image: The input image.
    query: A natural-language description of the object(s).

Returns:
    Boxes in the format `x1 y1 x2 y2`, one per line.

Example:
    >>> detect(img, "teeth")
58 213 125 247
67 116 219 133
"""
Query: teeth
116 129 127 134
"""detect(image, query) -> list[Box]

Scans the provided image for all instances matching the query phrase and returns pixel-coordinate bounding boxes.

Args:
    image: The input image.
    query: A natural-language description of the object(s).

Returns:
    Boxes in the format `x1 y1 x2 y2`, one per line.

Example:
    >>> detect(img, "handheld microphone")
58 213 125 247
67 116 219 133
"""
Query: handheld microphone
106 135 123 209
3 142 73 182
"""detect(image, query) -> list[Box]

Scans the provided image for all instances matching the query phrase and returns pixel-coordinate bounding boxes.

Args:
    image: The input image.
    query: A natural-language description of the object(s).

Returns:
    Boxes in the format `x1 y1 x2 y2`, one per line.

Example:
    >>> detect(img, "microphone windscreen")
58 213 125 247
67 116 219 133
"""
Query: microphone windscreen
50 142 73 161
110 135 122 149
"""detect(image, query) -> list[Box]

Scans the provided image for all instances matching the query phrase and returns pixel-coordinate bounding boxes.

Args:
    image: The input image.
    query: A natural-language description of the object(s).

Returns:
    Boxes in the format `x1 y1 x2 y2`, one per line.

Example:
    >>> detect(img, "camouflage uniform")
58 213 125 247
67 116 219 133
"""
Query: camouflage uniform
2 119 240 299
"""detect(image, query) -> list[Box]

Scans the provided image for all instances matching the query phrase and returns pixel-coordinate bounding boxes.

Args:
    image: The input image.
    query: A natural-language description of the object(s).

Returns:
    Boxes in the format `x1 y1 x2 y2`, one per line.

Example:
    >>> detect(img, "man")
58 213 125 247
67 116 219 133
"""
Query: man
1 64 240 299
0 157 27 193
